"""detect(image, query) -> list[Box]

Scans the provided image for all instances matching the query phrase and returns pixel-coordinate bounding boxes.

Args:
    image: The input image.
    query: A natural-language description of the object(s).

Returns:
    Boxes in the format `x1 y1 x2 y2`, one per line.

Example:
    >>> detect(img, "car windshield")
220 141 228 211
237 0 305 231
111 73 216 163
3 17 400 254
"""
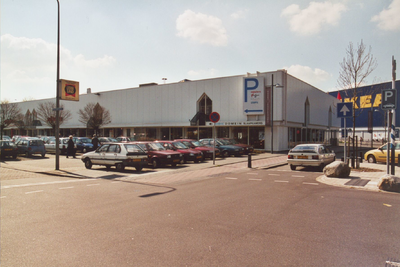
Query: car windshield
108 138 118 142
124 144 143 153
191 140 203 147
79 138 92 143
1 141 15 147
172 141 188 149
181 141 192 147
226 139 239 144
292 145 317 153
136 143 148 151
147 142 165 151
29 140 44 146
216 140 228 146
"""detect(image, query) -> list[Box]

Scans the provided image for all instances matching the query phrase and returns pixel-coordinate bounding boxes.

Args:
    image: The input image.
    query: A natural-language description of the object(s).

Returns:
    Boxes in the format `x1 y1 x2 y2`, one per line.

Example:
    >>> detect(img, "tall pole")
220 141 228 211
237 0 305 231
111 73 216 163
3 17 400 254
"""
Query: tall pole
271 74 274 154
55 0 60 170
391 56 396 175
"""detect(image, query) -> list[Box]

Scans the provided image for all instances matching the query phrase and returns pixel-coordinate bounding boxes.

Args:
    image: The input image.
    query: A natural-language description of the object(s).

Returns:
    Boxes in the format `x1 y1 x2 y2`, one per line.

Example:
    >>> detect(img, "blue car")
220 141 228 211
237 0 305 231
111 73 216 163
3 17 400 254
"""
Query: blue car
15 137 46 158
73 137 94 153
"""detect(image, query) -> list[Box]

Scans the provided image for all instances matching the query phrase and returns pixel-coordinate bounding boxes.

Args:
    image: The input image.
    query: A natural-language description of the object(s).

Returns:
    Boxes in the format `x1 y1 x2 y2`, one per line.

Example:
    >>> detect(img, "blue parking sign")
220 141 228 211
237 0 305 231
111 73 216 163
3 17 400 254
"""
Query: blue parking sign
337 103 353 118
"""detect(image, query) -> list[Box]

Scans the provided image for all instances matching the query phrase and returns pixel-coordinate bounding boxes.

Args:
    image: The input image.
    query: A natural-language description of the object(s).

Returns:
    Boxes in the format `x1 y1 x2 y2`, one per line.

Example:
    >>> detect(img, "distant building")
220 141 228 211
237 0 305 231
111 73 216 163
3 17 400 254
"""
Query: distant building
5 69 340 151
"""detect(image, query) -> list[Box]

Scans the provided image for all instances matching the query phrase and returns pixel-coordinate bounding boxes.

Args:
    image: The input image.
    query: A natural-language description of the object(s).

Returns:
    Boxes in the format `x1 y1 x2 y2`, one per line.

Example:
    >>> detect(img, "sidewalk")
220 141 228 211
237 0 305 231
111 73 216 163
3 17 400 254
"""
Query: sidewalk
1 152 398 193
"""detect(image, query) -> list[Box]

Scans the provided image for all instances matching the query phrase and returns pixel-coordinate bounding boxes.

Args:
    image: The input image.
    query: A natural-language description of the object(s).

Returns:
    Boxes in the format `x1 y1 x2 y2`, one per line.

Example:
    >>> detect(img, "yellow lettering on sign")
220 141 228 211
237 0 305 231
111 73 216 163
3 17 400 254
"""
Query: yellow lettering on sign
373 93 381 107
360 95 372 108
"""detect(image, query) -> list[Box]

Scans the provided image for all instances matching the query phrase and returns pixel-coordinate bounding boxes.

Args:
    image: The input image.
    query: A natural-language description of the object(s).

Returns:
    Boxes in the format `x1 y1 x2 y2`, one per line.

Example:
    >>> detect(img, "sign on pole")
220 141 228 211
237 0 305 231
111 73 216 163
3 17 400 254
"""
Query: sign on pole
381 89 397 110
337 102 353 118
59 79 79 101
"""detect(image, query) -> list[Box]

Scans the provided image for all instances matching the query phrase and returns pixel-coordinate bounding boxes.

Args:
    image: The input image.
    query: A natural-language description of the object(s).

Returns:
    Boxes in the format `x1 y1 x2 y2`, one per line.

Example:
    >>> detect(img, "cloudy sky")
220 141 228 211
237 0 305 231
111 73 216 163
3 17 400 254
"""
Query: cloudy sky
1 0 399 102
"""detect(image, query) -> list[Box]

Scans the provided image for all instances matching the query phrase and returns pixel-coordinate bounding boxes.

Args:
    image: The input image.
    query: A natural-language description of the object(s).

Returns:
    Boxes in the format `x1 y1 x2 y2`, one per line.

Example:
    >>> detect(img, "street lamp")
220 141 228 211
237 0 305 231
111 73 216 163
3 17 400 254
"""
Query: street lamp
270 74 283 154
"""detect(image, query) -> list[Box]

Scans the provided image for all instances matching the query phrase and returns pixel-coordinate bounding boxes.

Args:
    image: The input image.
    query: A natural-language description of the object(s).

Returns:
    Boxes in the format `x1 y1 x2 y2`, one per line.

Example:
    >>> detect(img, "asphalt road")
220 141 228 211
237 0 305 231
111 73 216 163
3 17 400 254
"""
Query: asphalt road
1 165 400 266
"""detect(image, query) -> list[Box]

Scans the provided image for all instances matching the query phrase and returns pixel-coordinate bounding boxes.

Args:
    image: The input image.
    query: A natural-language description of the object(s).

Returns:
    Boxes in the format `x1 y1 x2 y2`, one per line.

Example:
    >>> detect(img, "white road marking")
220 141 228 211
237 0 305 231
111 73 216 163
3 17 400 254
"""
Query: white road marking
111 181 122 183
225 177 238 180
59 187 74 190
247 173 258 175
249 178 262 181
274 180 289 183
268 174 280 176
1 196 6 198
292 175 304 177
2 179 94 189
25 190 44 194
302 182 319 186
86 184 100 187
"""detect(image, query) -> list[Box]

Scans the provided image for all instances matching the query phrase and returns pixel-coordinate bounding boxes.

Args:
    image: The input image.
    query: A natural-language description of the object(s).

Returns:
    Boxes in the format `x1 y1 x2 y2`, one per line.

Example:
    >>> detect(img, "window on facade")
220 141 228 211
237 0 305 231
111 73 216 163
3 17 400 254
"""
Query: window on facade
198 94 213 115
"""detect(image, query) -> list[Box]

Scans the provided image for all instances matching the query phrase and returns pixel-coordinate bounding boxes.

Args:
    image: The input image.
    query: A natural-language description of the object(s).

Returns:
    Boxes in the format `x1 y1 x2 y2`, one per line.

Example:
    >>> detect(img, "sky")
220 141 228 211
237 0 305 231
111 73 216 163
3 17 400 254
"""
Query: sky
1 0 399 102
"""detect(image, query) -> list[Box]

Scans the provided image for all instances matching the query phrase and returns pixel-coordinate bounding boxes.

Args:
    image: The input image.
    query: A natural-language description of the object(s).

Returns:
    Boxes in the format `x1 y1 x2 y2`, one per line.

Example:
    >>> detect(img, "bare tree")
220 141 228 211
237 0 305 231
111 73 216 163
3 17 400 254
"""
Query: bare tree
338 40 378 167
78 102 111 135
36 101 72 134
0 101 23 139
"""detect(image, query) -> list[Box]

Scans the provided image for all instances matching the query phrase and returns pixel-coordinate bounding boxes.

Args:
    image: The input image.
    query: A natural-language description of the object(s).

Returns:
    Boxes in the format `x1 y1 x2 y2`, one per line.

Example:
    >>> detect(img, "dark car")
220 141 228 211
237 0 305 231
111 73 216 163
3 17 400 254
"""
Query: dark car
15 137 46 157
175 139 220 159
98 137 118 146
0 140 18 159
199 138 244 157
73 137 94 153
221 138 254 154
155 141 203 163
134 141 183 168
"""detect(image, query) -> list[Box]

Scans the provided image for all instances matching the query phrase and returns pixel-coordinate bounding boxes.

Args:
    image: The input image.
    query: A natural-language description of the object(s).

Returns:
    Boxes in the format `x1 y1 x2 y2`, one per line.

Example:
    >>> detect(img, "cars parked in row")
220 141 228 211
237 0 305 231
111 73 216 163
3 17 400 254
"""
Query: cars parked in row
45 137 76 154
73 137 94 153
2 135 12 141
0 140 18 159
175 139 220 160
364 141 400 163
287 144 335 171
156 140 203 163
199 138 245 157
221 138 254 155
15 137 46 157
81 143 148 172
134 141 182 168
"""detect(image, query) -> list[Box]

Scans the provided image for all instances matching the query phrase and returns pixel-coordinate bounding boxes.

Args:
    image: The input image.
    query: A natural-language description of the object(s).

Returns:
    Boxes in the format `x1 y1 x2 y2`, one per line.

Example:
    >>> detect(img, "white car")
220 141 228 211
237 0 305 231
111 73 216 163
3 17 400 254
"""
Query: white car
287 144 336 171
81 143 148 172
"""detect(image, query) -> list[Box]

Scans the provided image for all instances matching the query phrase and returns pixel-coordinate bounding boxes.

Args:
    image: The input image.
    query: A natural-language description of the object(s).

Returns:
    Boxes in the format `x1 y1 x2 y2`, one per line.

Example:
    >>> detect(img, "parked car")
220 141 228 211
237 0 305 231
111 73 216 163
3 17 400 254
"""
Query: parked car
287 144 335 171
116 136 135 142
15 137 46 157
175 139 220 159
73 137 94 153
221 138 254 154
2 135 12 141
45 137 76 154
81 143 148 172
0 140 18 159
199 138 244 157
155 141 203 163
134 141 182 168
364 141 400 163
12 135 29 143
98 137 118 145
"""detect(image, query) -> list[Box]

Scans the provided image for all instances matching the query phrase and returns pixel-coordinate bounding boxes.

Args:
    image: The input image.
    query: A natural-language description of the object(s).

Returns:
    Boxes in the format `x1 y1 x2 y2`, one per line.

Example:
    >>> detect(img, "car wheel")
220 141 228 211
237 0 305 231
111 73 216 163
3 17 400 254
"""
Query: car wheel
116 163 125 172
12 154 17 159
84 159 92 169
171 163 177 167
318 164 325 172
106 165 111 170
42 153 45 158
25 152 30 158
135 166 143 172
152 158 160 169
290 164 296 171
222 151 230 157
367 155 376 163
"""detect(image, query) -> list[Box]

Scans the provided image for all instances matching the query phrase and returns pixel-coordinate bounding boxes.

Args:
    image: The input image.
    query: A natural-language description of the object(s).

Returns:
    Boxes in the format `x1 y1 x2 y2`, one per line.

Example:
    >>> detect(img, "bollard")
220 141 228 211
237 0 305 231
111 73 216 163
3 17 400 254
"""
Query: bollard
359 152 363 163
248 153 252 168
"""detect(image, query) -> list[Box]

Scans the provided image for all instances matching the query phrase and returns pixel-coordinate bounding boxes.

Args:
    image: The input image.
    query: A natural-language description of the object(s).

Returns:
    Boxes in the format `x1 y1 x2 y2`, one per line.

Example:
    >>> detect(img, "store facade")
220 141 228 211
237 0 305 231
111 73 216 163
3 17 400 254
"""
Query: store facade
6 70 340 151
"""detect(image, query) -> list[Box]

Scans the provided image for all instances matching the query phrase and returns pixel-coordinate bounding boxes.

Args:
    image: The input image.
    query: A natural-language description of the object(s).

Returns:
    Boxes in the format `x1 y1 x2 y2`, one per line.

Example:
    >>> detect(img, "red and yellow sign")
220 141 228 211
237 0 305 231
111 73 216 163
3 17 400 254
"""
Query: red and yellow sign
59 79 79 101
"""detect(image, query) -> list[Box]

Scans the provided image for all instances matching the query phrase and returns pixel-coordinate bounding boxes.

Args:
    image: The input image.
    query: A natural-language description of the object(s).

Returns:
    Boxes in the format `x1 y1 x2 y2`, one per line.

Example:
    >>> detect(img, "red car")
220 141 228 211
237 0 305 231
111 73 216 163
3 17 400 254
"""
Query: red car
133 141 182 168
155 141 203 163
175 139 220 159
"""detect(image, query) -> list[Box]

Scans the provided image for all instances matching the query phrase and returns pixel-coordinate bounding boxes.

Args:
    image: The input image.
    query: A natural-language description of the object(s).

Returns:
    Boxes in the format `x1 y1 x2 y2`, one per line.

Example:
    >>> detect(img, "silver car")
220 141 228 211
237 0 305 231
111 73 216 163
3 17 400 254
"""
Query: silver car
287 144 335 171
81 143 148 172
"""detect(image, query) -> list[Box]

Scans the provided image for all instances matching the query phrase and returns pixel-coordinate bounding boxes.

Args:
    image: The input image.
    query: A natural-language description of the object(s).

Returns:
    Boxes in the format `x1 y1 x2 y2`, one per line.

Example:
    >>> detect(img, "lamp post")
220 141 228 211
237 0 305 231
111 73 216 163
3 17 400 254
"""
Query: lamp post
55 0 60 170
270 74 283 154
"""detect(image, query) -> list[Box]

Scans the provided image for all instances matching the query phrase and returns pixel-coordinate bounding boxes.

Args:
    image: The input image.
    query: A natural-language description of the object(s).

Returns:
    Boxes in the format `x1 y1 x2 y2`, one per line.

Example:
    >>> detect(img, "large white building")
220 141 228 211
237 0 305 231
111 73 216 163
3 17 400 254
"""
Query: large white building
7 69 341 151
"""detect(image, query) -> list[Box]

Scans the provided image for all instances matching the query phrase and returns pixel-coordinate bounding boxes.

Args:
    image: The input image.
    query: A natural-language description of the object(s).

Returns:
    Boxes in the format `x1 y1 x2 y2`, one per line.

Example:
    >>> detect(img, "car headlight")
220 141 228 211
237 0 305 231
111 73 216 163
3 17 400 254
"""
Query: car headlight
167 155 171 158
190 153 194 156
179 154 183 157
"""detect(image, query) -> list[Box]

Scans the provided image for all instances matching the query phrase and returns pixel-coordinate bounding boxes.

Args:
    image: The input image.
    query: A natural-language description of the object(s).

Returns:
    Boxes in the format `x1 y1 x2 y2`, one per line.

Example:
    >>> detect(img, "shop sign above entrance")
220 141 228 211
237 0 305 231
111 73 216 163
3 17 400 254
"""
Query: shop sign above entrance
243 77 264 115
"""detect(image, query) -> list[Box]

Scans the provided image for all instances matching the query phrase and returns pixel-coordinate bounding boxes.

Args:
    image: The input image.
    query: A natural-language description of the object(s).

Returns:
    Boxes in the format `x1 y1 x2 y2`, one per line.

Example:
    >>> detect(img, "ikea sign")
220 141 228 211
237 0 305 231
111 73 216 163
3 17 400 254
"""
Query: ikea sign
243 77 264 115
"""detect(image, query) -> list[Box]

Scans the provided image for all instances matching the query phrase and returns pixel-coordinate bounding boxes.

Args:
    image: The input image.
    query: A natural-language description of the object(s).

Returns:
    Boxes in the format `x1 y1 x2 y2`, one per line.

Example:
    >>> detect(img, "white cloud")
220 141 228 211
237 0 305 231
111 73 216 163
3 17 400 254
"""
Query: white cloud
187 68 218 78
231 9 249 19
176 10 228 46
1 34 116 101
371 0 400 31
281 2 347 36
285 65 331 86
